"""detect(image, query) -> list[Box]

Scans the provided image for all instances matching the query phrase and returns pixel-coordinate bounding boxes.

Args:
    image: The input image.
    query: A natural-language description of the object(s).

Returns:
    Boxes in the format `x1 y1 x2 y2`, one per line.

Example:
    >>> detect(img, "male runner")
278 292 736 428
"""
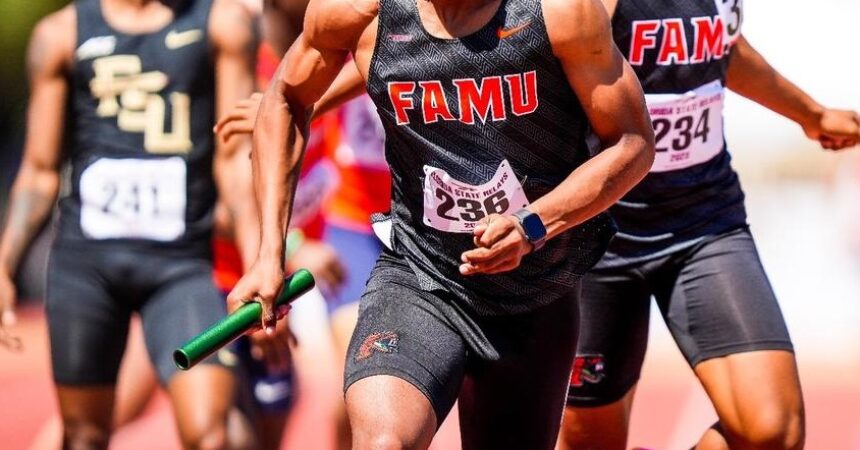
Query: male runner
560 1 860 449
0 0 260 448
228 0 656 448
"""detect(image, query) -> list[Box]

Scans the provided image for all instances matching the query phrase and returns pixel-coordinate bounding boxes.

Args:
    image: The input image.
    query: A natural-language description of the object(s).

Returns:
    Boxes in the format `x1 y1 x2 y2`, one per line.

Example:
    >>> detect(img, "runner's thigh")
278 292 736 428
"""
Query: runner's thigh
567 267 651 406
659 227 793 367
47 246 131 385
459 289 579 450
138 258 231 384
344 250 469 424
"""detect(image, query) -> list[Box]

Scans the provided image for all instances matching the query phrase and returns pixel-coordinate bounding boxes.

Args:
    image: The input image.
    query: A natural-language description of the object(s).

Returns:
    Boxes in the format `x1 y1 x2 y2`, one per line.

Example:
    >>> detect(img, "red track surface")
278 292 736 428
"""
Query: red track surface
2 306 859 449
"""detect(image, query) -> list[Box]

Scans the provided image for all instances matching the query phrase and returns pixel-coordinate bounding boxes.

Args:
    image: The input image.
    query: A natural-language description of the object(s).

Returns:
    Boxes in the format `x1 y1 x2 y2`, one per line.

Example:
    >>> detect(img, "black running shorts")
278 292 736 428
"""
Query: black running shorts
46 244 229 385
344 249 580 450
567 227 794 406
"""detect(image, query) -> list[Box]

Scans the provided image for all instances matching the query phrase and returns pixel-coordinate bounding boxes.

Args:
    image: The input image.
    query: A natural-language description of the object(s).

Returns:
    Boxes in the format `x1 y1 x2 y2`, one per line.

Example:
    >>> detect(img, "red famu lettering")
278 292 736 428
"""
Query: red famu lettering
629 20 661 65
453 76 506 124
386 72 539 126
388 82 415 125
630 15 730 67
505 71 539 116
691 16 725 63
657 19 689 65
418 80 455 124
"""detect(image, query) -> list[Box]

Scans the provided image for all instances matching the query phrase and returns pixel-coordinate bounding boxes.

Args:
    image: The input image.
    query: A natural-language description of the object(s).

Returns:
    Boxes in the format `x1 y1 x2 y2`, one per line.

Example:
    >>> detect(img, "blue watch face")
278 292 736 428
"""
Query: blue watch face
520 212 547 241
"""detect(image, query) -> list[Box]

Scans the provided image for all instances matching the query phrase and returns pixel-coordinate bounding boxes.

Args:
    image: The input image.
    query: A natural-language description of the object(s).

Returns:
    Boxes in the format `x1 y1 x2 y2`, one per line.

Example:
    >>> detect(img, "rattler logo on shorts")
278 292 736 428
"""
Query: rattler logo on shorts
356 331 399 361
570 354 606 387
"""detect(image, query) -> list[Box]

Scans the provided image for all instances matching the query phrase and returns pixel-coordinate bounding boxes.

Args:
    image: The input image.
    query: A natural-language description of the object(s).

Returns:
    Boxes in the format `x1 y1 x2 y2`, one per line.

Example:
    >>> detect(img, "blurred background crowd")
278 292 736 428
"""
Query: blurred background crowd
1 0 858 448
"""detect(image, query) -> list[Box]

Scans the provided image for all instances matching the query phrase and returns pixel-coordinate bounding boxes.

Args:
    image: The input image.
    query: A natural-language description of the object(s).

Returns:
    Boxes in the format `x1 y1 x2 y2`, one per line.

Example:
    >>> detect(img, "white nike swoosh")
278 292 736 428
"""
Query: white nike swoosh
76 35 116 60
165 29 203 49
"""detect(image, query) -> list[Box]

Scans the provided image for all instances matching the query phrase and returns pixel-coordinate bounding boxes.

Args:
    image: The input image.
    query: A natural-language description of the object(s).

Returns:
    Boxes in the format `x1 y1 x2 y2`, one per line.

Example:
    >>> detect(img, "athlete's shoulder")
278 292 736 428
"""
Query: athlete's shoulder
28 4 76 76
304 0 378 50
209 0 256 51
32 4 76 45
542 0 612 56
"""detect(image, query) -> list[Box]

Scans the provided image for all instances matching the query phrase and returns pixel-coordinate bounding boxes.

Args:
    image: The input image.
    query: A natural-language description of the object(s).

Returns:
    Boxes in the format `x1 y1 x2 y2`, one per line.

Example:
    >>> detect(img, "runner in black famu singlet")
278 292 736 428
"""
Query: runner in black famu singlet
344 0 617 431
597 0 746 268
366 0 615 316
565 0 792 405
562 0 860 448
231 0 658 446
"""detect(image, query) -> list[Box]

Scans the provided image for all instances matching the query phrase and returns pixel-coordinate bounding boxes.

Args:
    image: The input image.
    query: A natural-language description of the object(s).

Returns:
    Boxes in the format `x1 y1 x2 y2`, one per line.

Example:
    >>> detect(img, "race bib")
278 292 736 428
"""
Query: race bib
646 80 725 172
80 157 187 241
423 159 529 233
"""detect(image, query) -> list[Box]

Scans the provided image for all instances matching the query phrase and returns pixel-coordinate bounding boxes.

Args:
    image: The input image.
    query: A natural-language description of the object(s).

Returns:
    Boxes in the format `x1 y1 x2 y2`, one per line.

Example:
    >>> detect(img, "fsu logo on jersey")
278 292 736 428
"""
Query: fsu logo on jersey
387 71 539 126
89 54 193 154
628 0 743 66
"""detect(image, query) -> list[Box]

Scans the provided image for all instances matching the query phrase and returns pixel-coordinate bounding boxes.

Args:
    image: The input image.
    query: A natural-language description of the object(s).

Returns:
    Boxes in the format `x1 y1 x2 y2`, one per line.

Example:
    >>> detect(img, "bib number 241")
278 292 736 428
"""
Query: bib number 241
80 157 187 241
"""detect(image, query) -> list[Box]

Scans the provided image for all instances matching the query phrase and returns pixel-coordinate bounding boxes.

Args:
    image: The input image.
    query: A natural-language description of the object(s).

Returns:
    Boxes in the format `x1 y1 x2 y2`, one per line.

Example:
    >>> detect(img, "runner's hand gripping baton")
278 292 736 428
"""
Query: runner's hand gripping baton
173 269 315 370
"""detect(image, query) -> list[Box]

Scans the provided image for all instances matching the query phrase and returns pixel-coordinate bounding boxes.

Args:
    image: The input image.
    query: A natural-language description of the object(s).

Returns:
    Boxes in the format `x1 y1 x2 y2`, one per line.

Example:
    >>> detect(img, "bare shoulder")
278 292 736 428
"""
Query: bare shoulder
209 0 257 51
304 0 378 50
542 0 612 55
28 4 76 76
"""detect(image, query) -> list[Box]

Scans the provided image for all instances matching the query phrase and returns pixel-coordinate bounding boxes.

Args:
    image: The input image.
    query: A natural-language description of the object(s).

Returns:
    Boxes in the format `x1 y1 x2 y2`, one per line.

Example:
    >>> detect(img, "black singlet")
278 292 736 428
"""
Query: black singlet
367 0 615 315
58 0 216 257
597 0 748 268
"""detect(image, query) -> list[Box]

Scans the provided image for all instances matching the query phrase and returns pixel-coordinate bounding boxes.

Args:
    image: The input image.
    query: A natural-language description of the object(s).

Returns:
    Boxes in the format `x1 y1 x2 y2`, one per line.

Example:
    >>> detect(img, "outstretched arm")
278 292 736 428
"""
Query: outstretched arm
0 9 74 327
727 35 859 150
228 0 377 332
462 0 654 275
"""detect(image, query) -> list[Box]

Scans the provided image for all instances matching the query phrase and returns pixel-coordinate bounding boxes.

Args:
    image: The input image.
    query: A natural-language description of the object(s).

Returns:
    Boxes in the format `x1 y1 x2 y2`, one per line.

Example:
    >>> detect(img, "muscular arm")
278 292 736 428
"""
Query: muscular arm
0 9 74 324
228 0 376 330
727 35 859 150
535 0 653 238
210 0 260 270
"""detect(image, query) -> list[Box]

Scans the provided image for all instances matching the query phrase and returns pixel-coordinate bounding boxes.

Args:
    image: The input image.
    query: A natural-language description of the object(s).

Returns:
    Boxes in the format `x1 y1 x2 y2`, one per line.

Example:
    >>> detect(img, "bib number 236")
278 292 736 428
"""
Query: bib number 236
423 160 529 233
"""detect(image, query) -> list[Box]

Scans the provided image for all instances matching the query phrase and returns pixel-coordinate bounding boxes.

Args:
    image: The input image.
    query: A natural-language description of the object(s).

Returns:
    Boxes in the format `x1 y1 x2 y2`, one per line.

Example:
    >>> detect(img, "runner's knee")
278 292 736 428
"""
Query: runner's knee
178 420 229 450
62 419 110 450
353 428 426 450
747 414 804 450
559 397 631 450
732 406 805 450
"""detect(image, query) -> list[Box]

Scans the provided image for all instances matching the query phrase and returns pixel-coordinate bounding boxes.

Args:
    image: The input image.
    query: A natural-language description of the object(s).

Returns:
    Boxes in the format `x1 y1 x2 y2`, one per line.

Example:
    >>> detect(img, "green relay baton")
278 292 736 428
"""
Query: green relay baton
173 269 315 370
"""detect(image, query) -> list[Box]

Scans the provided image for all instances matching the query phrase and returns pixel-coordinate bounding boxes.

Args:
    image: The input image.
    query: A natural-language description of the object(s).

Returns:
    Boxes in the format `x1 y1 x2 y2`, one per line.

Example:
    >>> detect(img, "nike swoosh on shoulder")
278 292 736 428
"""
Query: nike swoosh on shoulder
165 29 203 49
497 21 531 39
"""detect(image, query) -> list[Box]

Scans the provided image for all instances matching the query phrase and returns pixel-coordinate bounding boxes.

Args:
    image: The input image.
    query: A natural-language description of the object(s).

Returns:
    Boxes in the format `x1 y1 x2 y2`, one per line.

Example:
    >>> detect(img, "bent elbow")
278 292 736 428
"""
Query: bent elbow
625 132 655 182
